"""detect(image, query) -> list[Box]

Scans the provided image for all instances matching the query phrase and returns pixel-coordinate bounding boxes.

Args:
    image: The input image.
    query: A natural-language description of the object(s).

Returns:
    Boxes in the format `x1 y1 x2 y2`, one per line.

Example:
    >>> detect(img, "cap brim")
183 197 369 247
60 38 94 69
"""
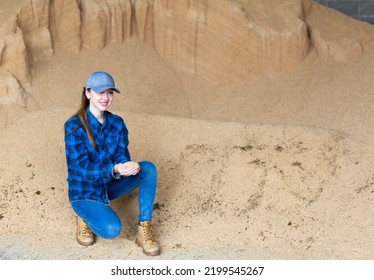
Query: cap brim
90 85 121 94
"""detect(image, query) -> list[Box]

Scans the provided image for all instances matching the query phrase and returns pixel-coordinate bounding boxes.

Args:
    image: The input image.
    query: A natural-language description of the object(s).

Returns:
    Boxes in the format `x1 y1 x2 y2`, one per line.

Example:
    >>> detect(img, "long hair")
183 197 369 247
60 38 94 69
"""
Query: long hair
77 89 96 149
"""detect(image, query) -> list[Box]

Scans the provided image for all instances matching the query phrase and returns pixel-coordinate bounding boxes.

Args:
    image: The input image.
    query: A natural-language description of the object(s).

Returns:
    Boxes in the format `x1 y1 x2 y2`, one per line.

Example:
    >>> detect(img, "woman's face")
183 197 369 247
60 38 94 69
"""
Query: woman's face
86 89 114 112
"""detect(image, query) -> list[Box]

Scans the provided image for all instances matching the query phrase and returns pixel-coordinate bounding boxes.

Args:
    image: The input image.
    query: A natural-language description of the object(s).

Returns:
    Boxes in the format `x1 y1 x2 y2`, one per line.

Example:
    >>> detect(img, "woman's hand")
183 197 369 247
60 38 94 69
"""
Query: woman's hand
114 161 140 176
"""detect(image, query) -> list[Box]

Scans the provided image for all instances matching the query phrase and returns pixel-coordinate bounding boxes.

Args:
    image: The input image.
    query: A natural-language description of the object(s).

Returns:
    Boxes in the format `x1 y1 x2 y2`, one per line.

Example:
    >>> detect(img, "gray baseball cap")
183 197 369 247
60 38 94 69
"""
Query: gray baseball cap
84 71 120 93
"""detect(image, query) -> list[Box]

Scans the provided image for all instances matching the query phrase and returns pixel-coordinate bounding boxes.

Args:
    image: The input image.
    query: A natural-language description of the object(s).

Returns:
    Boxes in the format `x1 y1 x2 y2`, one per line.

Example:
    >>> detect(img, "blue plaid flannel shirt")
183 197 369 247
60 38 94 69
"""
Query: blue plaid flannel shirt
64 108 131 205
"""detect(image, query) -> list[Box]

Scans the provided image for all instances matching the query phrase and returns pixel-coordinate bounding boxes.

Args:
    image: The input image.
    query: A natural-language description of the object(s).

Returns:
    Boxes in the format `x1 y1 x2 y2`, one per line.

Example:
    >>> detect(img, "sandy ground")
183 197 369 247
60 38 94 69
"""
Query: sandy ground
1 2 374 260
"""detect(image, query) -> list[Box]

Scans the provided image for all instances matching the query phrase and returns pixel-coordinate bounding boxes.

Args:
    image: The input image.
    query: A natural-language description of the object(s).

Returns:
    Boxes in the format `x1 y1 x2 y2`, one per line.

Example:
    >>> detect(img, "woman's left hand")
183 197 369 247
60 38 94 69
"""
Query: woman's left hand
116 161 140 176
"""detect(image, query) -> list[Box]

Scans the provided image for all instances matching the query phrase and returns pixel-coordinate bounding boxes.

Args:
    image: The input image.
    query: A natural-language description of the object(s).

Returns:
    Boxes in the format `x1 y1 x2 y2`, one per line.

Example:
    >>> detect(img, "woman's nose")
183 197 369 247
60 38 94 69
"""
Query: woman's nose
102 92 110 100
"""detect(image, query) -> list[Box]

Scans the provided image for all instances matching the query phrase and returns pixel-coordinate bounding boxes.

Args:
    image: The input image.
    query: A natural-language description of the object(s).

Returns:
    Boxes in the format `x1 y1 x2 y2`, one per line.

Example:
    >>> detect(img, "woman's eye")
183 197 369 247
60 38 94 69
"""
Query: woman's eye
99 91 113 95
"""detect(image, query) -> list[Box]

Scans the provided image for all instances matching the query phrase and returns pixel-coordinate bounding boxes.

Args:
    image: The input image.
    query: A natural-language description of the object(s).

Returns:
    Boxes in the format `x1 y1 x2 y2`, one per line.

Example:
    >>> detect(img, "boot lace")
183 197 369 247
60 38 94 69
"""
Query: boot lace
141 222 154 243
81 224 91 236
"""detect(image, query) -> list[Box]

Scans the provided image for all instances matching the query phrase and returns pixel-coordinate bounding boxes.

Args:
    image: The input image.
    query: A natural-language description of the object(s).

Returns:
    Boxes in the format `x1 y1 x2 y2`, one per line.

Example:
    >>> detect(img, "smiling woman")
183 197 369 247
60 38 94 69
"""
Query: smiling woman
63 71 161 256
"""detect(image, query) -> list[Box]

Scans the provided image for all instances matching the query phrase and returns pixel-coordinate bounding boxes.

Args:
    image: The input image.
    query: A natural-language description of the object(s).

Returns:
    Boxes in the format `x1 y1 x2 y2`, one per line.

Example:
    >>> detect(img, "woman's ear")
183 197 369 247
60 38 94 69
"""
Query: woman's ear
85 89 91 100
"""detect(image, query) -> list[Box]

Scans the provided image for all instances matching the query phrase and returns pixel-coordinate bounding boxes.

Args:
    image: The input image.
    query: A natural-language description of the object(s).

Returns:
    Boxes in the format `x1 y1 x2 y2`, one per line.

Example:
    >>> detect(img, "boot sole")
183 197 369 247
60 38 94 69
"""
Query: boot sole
76 233 95 246
135 238 161 256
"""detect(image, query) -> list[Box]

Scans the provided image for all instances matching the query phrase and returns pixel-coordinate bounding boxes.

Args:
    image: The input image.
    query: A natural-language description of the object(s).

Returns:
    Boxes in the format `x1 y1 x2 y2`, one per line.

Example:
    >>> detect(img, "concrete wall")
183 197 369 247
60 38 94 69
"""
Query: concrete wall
315 0 374 24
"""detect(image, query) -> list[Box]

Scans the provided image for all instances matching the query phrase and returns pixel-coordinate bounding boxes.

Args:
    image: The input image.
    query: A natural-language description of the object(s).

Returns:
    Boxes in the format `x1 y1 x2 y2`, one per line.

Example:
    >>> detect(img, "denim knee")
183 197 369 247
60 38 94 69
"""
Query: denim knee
139 161 157 176
97 221 122 239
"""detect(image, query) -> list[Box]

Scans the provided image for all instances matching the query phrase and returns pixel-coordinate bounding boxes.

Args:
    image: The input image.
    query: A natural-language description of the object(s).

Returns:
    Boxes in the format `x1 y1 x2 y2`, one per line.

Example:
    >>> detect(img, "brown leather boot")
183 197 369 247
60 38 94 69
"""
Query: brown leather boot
76 216 95 246
135 221 160 256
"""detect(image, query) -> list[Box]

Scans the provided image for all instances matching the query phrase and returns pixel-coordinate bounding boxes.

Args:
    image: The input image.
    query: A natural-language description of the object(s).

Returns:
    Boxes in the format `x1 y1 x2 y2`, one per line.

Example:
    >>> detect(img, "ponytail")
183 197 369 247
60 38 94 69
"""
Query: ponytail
77 89 96 149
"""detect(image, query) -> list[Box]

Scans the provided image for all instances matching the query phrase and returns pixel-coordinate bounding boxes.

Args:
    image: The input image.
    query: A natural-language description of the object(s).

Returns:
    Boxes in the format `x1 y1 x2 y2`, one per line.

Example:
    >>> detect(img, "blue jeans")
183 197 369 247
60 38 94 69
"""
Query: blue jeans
70 161 157 239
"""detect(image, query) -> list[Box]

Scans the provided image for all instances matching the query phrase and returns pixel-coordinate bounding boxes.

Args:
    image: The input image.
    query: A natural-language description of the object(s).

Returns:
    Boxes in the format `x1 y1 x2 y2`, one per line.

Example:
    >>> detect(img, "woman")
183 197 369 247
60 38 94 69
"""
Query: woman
64 71 160 256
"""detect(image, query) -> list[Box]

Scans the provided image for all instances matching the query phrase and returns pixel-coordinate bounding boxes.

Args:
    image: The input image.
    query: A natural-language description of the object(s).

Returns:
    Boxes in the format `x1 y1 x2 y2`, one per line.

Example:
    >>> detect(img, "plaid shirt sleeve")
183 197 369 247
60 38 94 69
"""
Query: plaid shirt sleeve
64 119 114 185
